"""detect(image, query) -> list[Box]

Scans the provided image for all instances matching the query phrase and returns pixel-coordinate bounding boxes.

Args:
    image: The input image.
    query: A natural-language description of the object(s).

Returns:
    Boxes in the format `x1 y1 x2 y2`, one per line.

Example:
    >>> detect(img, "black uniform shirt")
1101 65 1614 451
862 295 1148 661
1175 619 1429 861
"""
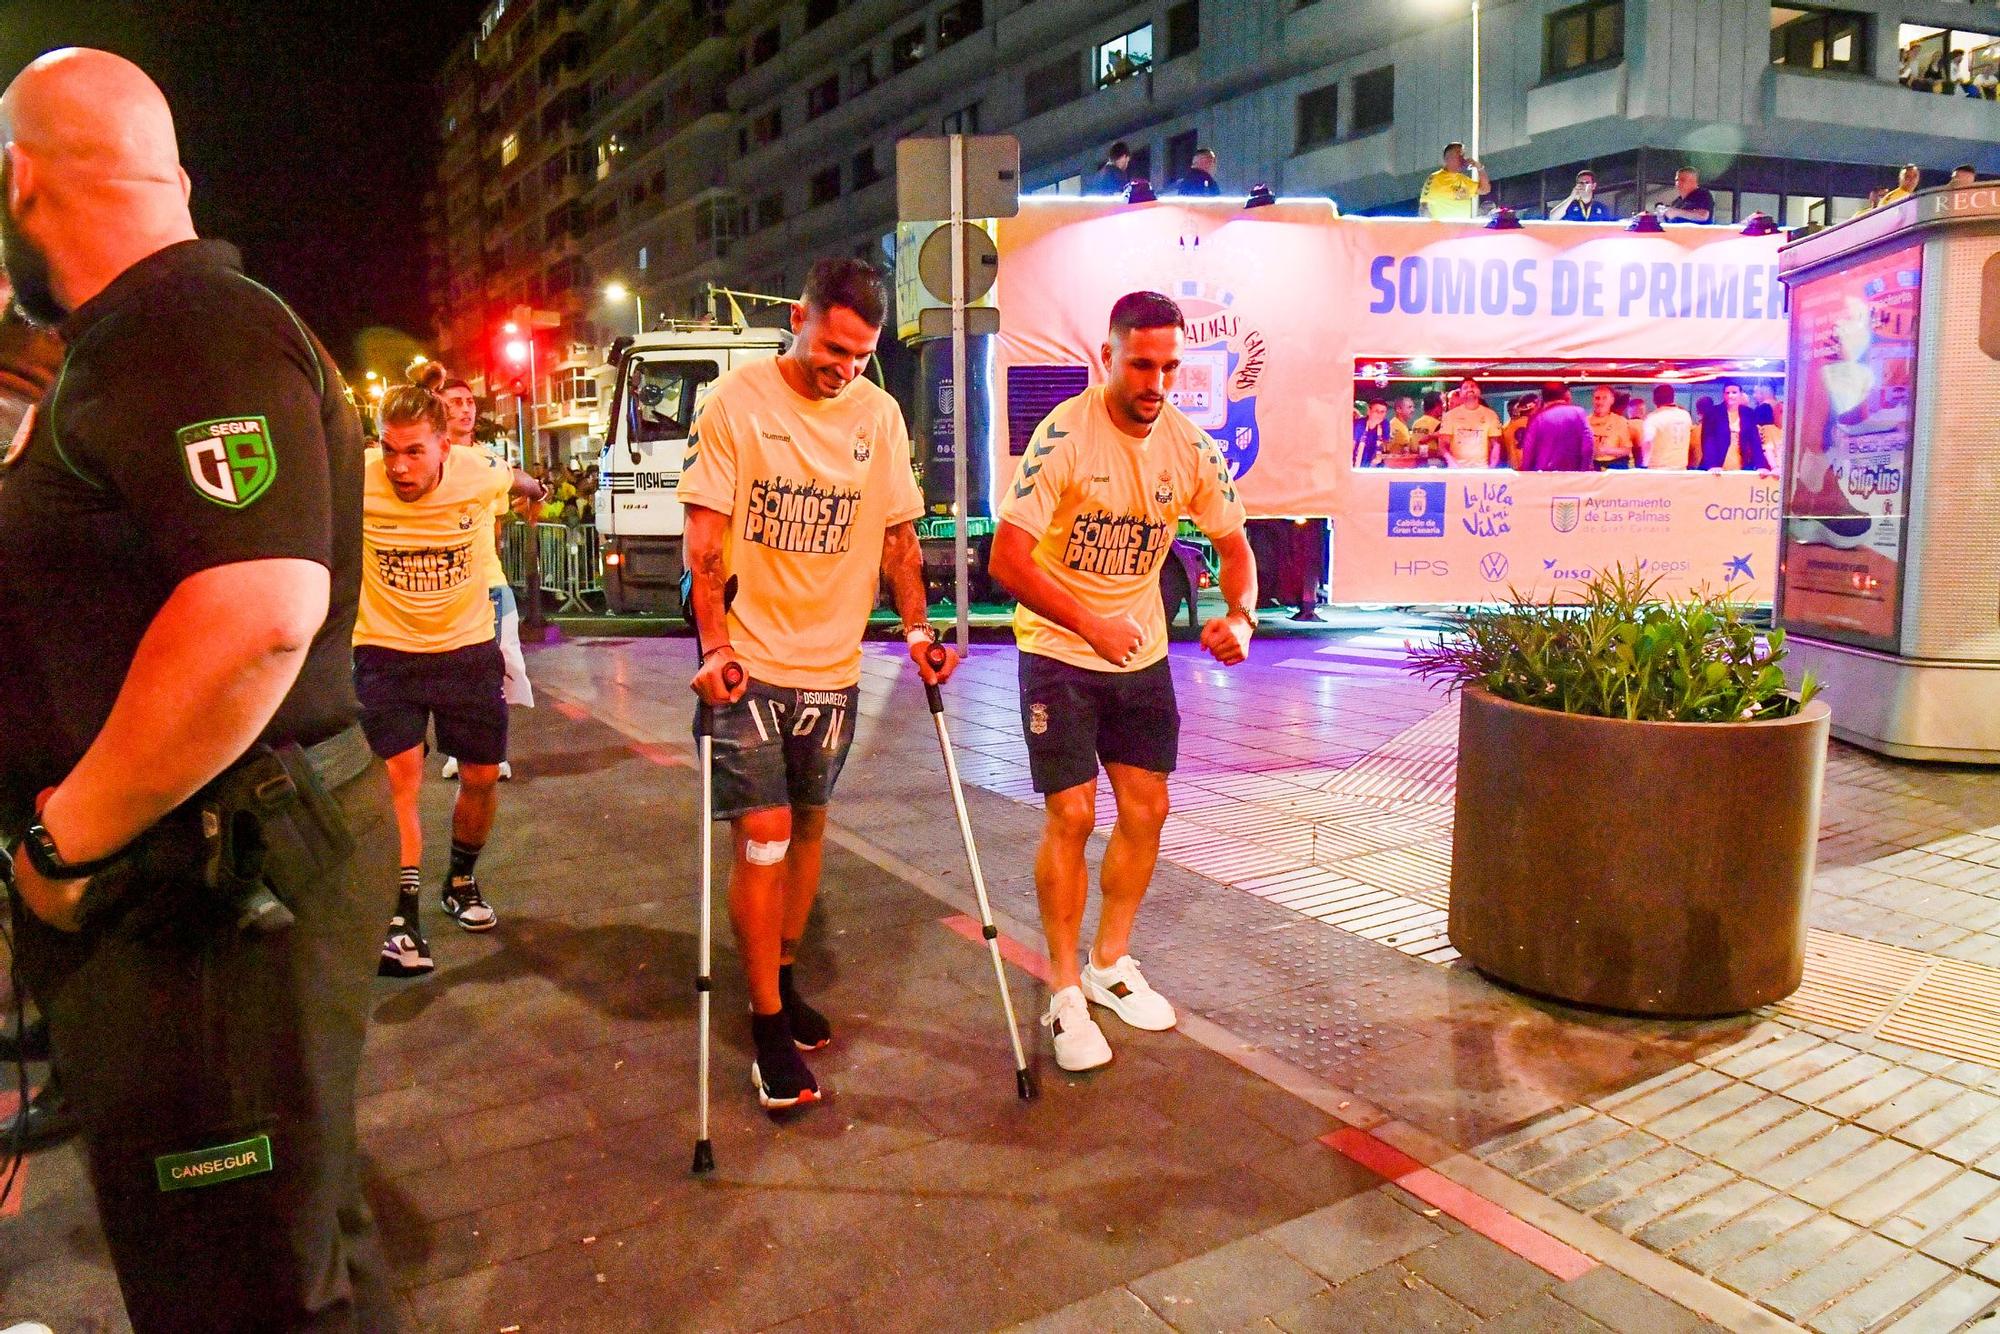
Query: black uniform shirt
0 240 363 818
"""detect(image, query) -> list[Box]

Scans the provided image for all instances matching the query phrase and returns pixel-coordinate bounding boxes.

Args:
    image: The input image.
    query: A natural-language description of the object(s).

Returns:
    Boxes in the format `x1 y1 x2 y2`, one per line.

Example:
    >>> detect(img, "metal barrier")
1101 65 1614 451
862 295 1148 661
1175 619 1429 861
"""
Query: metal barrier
501 521 604 613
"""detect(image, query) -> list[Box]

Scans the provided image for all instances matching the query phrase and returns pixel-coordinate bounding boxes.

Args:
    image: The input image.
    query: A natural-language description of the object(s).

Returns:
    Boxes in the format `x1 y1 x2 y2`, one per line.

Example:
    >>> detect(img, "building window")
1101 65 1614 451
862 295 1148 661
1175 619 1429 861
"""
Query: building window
1352 65 1394 134
1544 1 1624 80
1023 52 1082 116
805 0 839 30
1771 6 1869 74
746 24 780 69
942 101 981 134
1165 129 1198 180
1295 82 1338 152
938 0 983 50
810 165 841 206
847 54 876 96
807 74 840 118
891 25 927 74
754 193 784 230
500 131 520 167
1097 25 1153 86
1166 2 1199 61
1898 23 2000 94
752 107 783 147
853 146 882 188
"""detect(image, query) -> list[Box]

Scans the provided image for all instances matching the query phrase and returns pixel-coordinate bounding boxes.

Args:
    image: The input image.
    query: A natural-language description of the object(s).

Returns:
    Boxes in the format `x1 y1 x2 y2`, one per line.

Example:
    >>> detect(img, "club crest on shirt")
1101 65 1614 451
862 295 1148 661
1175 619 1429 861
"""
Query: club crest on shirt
1028 702 1049 735
852 431 872 463
1153 472 1174 505
459 511 477 530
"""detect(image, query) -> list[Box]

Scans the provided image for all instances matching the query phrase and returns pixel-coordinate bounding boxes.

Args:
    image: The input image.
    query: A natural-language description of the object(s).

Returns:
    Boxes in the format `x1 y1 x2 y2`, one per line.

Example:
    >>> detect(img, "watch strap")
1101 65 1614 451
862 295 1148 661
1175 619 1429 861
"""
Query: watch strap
19 824 124 881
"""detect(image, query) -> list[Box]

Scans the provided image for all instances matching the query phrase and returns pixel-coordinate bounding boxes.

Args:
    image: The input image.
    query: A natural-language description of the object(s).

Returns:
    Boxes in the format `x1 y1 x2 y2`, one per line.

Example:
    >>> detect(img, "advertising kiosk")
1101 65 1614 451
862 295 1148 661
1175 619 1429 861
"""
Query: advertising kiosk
1777 190 2000 763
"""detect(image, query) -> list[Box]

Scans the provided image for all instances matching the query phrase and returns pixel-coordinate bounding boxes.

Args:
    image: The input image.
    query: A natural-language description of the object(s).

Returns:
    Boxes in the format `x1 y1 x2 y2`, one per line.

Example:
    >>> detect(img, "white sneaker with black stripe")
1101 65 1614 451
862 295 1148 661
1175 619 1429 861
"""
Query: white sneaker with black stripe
1082 955 1177 1031
441 876 497 932
1042 985 1112 1071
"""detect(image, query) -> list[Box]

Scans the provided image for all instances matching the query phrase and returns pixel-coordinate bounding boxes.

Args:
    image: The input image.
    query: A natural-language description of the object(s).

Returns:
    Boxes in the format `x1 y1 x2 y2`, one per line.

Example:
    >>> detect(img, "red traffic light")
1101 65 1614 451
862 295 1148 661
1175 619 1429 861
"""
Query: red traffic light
503 338 531 366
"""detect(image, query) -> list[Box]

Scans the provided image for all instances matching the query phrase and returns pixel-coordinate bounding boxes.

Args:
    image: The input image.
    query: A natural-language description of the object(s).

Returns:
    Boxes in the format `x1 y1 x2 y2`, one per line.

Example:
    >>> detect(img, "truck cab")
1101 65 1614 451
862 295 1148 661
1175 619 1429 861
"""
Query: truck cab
596 325 788 613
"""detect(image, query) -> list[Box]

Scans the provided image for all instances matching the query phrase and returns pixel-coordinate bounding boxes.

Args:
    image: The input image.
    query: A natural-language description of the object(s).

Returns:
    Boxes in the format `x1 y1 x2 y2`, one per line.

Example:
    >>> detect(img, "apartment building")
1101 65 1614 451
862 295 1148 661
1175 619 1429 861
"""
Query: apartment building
428 0 2000 454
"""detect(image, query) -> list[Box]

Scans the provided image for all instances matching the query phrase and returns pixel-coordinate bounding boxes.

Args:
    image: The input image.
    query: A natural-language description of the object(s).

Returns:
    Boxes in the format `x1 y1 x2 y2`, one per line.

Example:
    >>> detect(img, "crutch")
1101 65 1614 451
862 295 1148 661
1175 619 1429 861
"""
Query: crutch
692 658 745 1175
923 644 1037 1101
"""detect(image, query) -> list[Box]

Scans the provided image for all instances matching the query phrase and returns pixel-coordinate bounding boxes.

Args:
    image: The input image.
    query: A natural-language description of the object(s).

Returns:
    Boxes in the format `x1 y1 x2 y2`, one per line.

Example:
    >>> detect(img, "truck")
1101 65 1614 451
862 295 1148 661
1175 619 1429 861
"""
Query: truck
592 320 1214 626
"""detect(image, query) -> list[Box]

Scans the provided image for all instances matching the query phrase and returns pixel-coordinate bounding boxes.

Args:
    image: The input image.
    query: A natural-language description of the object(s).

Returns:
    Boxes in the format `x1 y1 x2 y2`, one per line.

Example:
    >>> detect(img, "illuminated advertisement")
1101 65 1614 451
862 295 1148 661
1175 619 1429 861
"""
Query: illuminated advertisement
1778 243 1921 650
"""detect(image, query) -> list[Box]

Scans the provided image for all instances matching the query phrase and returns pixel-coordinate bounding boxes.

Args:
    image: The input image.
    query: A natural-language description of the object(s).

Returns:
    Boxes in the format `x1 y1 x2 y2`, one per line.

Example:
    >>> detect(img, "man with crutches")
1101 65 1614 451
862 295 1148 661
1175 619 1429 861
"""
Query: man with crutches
989 291 1258 1072
678 257 953 1111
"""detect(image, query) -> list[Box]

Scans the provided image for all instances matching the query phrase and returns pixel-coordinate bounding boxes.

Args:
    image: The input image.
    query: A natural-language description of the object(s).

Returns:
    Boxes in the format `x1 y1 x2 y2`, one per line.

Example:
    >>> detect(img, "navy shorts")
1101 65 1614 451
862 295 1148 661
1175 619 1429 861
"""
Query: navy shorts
1017 652 1179 794
354 641 509 767
700 679 859 819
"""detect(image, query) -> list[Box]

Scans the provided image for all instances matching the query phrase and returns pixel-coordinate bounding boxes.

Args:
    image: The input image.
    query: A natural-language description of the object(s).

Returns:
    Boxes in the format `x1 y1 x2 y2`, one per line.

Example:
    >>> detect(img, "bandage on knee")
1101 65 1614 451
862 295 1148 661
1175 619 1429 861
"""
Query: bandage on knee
745 838 790 866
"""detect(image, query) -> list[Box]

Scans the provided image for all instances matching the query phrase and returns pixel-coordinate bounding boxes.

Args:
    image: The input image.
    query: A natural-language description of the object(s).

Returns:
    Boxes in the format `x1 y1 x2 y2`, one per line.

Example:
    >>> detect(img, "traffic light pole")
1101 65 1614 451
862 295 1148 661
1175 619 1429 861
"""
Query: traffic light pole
517 392 546 636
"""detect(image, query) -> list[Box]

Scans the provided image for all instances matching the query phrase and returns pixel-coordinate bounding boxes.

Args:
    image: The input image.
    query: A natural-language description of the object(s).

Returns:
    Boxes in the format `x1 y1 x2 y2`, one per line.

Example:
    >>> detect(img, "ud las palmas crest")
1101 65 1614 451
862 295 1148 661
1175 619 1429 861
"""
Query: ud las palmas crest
1167 266 1262 482
179 416 276 509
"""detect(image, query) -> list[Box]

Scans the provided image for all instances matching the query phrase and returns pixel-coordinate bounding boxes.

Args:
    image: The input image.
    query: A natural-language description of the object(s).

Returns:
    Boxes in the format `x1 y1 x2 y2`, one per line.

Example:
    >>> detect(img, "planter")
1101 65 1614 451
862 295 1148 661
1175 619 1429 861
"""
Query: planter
1449 687 1831 1017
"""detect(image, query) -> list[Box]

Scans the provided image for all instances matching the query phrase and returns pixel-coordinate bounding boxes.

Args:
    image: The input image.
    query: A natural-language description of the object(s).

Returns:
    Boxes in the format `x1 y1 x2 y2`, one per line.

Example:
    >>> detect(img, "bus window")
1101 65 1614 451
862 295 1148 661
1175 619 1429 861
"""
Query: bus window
628 359 720 443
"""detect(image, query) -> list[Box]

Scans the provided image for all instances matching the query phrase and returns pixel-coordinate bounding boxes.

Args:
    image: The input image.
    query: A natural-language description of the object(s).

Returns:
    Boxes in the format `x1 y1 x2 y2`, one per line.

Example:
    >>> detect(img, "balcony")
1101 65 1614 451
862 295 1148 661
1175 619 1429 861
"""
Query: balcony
1284 126 1397 198
1767 67 2000 158
1011 63 1155 166
1525 62 1627 139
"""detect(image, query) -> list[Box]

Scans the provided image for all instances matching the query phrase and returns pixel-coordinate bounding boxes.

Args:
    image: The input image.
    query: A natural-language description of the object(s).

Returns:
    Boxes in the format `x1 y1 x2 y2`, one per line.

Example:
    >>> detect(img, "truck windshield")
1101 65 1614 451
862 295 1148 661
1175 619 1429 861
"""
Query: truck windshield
627 359 720 443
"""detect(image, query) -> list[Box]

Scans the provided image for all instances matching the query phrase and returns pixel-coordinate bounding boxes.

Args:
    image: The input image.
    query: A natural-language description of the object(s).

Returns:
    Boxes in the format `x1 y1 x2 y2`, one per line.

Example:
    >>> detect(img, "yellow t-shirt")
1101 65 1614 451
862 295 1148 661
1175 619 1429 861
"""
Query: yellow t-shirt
997 387 1247 673
453 444 509 590
356 447 513 653
675 357 923 690
1588 411 1636 462
1878 186 1914 208
1420 168 1481 220
1438 403 1501 467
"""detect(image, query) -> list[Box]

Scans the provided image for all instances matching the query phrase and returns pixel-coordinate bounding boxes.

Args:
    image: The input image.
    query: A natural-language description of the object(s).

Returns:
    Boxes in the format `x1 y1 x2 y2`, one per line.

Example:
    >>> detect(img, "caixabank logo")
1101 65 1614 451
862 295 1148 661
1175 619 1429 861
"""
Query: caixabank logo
1167 279 1262 481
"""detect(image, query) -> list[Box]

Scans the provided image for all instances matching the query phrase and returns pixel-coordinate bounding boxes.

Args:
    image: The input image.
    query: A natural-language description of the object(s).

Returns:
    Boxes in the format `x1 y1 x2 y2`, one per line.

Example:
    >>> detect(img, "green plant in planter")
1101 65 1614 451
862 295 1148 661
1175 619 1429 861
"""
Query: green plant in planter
1405 567 1819 722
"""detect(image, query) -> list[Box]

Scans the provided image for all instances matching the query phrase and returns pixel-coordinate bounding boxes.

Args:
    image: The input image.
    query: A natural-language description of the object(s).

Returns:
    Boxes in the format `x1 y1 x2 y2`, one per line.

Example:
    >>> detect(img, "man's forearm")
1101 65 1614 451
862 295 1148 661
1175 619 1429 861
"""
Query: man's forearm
881 523 930 629
1216 533 1259 618
39 563 325 862
991 527 1096 637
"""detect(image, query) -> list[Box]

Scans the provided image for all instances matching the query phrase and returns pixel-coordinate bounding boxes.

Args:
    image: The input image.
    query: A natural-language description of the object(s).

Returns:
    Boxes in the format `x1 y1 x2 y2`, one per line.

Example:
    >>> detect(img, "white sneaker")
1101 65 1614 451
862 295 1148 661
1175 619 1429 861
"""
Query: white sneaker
440 756 459 779
1042 985 1112 1071
499 761 513 781
1082 955 1178 1031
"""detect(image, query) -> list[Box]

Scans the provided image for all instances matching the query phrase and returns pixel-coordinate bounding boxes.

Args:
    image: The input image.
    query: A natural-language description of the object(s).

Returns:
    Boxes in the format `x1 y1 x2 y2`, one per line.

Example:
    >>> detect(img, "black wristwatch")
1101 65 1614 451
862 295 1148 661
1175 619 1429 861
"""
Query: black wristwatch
18 824 125 882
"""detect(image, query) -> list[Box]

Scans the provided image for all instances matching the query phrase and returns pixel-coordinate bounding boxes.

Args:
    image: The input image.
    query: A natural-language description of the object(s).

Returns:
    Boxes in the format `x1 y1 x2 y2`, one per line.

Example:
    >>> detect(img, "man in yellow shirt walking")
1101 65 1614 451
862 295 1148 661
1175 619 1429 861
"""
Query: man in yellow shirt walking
990 292 1258 1072
677 258 955 1110
357 386 544 976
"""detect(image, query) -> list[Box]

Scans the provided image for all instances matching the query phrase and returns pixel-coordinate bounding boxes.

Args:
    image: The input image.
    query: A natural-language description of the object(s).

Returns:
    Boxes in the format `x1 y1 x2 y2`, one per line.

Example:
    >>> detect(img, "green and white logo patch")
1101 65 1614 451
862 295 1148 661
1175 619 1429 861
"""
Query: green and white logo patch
178 416 277 509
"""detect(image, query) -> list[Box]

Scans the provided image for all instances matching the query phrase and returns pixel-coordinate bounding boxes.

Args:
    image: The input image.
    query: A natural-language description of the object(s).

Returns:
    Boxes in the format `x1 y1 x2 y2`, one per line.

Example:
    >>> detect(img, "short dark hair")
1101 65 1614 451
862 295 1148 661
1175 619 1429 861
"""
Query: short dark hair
1109 140 1130 159
1652 384 1676 407
380 385 447 436
1720 379 1743 393
1576 168 1595 180
1677 165 1699 176
1422 391 1444 415
801 256 887 328
1108 290 1185 338
1954 163 1977 175
440 377 473 395
1540 381 1571 404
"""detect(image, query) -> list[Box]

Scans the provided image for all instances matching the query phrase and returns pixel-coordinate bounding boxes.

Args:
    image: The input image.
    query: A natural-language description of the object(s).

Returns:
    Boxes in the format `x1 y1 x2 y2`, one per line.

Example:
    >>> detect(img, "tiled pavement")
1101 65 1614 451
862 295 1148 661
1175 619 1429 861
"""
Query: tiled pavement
13 613 2000 1329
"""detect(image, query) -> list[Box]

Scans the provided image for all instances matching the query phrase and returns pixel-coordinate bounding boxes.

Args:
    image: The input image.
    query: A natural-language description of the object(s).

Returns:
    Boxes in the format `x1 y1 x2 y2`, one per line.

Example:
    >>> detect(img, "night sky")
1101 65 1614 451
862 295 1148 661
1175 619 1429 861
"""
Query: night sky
1 0 488 373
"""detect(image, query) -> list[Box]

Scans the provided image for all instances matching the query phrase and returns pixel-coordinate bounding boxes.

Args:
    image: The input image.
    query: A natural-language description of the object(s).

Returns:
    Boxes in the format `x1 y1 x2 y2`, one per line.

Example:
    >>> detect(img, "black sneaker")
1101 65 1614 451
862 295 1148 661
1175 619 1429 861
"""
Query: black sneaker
440 876 497 932
378 917 434 977
781 978 832 1051
749 1011 821 1110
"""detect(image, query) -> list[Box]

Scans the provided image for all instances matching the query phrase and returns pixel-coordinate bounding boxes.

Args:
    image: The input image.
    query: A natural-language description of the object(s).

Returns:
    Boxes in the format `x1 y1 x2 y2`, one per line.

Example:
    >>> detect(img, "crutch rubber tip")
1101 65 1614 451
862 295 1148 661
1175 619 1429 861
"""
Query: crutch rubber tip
692 1139 715 1174
1017 1069 1039 1102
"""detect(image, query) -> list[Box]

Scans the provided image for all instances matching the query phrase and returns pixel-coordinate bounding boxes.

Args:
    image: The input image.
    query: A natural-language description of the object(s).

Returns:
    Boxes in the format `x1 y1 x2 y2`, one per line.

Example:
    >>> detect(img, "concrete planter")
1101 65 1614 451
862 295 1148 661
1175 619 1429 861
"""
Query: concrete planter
1449 687 1831 1017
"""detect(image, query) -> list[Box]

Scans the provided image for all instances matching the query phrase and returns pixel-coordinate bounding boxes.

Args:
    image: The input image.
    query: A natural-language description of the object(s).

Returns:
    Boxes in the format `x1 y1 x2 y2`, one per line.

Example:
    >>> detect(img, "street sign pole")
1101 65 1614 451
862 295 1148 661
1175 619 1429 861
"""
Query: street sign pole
950 134 971 656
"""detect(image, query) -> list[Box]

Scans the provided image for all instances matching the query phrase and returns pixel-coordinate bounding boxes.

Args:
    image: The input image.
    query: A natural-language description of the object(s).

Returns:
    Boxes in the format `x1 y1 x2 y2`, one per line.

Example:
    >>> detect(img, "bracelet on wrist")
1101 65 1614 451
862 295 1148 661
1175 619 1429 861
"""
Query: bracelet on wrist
904 624 938 646
701 643 734 661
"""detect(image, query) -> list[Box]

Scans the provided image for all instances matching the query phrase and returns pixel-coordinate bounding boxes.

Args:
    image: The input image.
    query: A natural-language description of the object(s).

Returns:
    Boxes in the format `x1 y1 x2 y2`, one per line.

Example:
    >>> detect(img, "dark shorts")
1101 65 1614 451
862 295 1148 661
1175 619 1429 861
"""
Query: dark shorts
1018 652 1179 794
701 678 860 819
354 641 508 767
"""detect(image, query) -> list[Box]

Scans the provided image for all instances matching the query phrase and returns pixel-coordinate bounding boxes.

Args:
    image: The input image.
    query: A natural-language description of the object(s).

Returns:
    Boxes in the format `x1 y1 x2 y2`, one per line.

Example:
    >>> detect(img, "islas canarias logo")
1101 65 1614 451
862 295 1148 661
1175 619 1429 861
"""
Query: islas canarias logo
1167 280 1262 480
179 416 276 509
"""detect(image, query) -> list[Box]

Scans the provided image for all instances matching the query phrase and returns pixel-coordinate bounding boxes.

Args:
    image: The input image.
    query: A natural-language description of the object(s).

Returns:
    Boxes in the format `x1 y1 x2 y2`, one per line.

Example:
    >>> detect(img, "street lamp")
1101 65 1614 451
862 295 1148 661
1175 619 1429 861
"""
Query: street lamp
604 281 643 336
1429 0 1485 163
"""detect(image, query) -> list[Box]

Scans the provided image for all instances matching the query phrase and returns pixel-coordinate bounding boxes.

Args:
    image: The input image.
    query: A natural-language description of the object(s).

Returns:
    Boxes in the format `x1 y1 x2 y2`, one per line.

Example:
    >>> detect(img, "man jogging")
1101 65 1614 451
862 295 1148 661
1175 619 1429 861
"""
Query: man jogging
677 256 953 1110
990 291 1256 1071
358 385 543 976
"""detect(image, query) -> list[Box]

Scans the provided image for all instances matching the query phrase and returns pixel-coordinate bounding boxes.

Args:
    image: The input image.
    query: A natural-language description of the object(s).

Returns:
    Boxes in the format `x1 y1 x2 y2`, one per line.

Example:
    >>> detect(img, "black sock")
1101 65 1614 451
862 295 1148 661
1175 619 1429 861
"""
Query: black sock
778 963 798 1003
448 841 481 884
395 867 420 923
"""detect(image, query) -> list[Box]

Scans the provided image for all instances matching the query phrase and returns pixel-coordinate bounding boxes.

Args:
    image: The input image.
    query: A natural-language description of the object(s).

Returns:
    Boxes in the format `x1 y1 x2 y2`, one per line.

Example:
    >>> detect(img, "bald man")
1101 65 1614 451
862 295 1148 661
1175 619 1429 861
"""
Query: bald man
0 50 396 1331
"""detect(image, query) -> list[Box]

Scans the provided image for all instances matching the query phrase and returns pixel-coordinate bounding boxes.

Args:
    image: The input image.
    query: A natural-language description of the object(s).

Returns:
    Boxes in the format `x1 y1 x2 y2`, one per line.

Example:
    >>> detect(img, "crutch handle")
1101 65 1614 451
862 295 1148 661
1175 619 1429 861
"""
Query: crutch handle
721 660 745 691
923 643 948 715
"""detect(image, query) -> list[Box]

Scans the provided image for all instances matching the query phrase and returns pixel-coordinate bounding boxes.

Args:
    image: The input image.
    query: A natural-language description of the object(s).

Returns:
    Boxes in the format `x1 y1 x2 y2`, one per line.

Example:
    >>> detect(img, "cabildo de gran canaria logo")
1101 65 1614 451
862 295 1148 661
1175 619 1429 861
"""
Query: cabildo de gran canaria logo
1168 279 1262 481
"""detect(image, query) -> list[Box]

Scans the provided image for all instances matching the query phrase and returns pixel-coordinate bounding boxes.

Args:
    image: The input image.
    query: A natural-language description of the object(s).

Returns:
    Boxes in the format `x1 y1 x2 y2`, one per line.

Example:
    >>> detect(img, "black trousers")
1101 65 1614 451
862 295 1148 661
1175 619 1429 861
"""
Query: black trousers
17 763 398 1333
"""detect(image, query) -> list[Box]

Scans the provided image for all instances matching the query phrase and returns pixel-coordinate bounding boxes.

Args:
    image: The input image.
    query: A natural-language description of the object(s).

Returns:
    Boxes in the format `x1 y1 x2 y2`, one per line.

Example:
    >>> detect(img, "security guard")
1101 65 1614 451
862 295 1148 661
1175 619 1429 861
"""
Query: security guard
0 50 395 1331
